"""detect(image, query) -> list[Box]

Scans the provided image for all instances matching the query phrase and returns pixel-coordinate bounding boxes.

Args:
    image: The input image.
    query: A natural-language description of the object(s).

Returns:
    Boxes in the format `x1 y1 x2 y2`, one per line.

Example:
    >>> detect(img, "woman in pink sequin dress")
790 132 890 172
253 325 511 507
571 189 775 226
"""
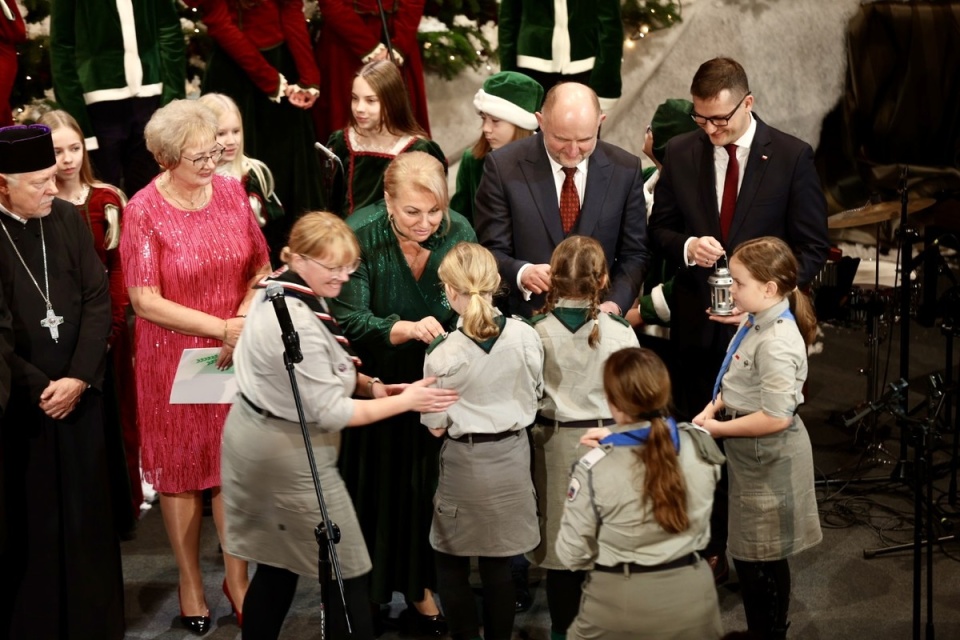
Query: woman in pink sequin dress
120 100 270 634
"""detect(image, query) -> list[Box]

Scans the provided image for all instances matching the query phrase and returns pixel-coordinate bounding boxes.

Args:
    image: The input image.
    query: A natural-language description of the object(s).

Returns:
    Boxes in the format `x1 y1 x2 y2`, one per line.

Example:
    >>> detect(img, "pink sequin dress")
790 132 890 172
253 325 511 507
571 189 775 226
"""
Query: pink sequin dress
120 174 270 493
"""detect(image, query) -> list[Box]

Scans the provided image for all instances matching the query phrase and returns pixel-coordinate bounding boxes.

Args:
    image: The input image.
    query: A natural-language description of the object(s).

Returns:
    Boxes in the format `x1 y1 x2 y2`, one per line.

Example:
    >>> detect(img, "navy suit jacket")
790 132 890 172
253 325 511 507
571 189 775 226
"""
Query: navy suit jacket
474 135 648 317
648 116 830 350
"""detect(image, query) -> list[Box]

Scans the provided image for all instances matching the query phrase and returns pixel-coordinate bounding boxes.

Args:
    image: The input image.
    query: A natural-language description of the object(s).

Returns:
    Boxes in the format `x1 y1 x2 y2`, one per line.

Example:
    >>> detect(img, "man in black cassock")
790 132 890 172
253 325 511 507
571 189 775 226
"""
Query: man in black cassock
0 124 124 639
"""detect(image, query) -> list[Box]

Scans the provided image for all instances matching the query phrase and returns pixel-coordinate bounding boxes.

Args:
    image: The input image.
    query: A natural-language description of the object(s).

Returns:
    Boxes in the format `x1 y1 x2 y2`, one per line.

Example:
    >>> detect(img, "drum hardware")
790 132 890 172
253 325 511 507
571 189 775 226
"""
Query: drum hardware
827 197 936 229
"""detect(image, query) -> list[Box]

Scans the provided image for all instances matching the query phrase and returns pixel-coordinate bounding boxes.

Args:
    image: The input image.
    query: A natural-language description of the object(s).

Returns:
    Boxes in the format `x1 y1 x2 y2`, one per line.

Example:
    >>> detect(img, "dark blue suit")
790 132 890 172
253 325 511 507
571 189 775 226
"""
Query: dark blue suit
650 115 828 358
474 134 649 318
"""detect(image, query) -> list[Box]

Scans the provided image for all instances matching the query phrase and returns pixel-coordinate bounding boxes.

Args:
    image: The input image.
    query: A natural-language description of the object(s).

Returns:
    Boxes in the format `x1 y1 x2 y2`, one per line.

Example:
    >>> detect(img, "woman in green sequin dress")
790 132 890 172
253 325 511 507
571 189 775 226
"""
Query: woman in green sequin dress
329 152 475 623
326 60 446 217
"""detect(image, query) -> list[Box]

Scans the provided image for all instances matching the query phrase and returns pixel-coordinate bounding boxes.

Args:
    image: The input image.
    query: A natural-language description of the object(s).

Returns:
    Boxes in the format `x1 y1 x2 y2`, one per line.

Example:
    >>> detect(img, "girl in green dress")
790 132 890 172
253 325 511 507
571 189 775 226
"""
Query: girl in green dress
327 60 447 217
450 71 543 226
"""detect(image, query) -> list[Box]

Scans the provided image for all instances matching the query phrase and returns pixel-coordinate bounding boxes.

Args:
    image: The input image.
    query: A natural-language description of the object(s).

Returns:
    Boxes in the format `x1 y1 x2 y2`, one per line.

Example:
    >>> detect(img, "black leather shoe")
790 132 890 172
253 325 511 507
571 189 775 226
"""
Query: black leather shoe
400 606 448 637
706 553 730 586
515 584 533 613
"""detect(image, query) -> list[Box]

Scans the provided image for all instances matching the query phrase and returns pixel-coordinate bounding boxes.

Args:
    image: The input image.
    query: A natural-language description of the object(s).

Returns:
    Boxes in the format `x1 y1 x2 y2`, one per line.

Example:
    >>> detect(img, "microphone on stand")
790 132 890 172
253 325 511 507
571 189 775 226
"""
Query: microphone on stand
266 283 303 364
314 142 344 174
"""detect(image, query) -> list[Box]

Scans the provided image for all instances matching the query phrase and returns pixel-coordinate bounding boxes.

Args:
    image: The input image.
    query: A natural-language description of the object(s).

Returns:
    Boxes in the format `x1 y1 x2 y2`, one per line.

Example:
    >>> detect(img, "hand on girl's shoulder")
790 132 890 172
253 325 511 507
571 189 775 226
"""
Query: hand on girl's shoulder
679 423 726 465
425 332 448 355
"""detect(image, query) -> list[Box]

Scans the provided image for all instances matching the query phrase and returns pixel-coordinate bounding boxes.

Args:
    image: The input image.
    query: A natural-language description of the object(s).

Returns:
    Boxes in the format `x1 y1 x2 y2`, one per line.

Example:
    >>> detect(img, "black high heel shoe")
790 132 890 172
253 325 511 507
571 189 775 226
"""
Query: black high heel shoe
178 587 211 636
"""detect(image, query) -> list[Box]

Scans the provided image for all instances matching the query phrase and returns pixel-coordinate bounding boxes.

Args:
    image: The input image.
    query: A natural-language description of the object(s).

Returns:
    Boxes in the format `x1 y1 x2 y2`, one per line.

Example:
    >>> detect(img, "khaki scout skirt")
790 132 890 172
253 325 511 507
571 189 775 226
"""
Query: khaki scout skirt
528 423 591 569
220 399 372 579
569 558 722 640
429 430 540 557
725 415 823 561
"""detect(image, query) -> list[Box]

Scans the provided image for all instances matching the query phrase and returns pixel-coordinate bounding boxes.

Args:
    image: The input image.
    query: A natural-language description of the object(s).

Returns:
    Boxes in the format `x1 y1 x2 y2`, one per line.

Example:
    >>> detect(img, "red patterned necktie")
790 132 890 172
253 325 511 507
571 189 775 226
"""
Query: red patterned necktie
560 167 580 234
719 143 739 241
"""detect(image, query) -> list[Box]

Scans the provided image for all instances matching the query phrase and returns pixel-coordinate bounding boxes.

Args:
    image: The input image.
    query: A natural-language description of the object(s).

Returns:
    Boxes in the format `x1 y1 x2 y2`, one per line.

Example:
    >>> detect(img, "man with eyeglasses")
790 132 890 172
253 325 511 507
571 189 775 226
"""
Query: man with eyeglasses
647 56 829 589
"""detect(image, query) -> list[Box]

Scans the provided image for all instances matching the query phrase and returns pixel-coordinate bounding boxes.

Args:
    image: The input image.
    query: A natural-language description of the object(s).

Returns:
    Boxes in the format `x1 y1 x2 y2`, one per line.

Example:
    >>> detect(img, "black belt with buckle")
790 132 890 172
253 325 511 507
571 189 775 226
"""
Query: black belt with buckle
716 409 744 422
594 553 699 575
536 414 616 429
449 430 521 444
240 393 281 420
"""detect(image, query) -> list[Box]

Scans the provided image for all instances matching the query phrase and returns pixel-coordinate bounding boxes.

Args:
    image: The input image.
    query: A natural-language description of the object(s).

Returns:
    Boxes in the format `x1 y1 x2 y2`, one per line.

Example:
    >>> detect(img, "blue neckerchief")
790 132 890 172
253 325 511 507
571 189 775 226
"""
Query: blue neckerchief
712 307 795 402
599 417 681 452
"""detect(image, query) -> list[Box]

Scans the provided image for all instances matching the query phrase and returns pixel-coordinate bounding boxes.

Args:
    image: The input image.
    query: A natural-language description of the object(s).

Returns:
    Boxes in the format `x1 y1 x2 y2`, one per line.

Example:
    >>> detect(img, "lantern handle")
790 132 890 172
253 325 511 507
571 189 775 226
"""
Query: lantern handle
717 253 729 270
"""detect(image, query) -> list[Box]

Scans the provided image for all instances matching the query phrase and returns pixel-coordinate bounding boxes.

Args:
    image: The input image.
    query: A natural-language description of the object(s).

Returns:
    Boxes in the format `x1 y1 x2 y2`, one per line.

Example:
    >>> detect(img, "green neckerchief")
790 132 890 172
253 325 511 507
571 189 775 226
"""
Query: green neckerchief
550 306 592 333
458 314 507 354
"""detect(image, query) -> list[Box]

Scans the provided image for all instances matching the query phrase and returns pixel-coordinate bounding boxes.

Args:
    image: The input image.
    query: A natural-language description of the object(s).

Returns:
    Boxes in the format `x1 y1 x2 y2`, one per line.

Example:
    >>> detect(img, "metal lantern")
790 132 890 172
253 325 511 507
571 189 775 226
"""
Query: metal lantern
708 255 735 316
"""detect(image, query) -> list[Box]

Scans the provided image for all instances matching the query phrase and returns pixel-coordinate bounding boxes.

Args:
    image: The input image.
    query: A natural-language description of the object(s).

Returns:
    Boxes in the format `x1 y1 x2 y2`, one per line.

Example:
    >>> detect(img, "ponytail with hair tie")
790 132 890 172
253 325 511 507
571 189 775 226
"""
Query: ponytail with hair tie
636 409 666 421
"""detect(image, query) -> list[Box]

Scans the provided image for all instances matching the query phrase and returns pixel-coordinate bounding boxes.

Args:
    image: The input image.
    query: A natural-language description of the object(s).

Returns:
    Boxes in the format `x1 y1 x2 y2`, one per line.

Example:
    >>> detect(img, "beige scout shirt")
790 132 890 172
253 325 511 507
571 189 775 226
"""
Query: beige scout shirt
234 294 357 429
421 316 544 439
534 299 640 422
555 424 723 570
720 298 806 418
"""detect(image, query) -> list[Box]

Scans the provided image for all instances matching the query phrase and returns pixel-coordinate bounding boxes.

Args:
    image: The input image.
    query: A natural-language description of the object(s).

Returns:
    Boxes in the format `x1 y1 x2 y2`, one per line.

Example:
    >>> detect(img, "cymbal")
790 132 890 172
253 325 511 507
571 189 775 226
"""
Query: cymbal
828 198 936 229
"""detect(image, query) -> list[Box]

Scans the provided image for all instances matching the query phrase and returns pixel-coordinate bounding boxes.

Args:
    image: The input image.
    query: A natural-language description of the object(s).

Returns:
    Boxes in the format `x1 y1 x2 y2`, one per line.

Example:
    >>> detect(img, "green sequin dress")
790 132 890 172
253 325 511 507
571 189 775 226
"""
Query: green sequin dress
328 200 476 604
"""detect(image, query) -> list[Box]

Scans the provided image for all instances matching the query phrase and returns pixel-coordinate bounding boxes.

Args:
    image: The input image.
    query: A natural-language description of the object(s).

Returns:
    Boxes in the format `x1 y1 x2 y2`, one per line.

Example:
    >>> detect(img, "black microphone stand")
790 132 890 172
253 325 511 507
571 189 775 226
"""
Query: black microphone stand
278 328 353 637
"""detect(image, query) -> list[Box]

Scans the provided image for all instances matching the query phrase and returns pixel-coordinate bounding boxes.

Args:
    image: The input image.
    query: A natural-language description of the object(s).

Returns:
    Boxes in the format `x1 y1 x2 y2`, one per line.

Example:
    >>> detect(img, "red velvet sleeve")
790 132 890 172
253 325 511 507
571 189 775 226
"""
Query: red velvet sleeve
0 0 26 43
391 0 425 57
316 0 381 59
279 0 320 88
198 0 282 96
88 188 130 348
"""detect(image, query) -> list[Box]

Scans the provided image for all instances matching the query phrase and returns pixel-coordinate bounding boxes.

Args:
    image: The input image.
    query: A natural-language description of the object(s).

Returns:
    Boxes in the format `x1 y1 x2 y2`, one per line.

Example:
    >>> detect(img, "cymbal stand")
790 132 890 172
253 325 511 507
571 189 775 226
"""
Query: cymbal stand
863 378 951 640
939 288 960 506
893 166 918 485
840 223 894 463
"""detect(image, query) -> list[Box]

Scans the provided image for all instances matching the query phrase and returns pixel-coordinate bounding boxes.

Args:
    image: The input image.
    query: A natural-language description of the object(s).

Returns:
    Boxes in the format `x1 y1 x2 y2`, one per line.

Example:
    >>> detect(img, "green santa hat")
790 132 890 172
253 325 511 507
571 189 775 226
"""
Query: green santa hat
473 72 543 132
651 98 698 164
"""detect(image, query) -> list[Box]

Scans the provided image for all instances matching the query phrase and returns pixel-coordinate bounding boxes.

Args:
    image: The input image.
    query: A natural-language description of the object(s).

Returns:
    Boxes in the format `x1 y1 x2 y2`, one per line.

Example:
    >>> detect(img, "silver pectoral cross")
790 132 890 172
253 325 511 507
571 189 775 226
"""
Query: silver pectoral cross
40 305 64 343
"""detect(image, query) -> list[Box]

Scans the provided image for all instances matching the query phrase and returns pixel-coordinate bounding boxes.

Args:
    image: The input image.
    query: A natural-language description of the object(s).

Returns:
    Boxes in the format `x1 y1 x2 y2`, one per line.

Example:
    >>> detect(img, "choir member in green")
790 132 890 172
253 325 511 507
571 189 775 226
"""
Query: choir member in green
450 71 543 226
327 60 447 217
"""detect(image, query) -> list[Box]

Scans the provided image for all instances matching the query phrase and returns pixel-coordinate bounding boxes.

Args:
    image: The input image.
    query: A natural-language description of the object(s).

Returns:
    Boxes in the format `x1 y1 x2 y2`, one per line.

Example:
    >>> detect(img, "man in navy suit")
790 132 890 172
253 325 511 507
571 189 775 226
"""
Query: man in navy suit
648 57 829 584
649 56 828 419
474 82 648 318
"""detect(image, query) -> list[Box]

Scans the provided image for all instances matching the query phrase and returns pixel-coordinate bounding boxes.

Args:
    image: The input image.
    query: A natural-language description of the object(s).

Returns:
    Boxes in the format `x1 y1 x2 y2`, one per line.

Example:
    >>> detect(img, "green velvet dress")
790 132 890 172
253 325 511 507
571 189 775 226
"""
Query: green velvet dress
449 149 485 228
327 128 448 216
328 200 476 604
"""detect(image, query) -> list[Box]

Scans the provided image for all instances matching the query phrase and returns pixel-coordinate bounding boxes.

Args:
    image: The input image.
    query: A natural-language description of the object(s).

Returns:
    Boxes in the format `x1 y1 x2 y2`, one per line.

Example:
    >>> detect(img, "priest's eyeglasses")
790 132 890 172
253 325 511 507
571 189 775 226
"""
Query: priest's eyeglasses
691 92 751 127
184 145 225 167
299 254 362 275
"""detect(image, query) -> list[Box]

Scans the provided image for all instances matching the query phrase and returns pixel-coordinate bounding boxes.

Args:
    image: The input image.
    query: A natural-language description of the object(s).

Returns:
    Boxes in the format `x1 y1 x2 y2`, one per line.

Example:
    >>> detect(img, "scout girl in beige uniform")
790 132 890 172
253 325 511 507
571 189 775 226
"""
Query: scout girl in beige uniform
421 242 544 640
528 235 639 639
694 237 822 639
557 348 724 639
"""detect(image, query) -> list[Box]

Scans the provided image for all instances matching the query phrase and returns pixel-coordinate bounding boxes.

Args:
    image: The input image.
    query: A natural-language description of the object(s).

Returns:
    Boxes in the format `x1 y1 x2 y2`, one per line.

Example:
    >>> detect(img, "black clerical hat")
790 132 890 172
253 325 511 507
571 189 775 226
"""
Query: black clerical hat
0 124 56 174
